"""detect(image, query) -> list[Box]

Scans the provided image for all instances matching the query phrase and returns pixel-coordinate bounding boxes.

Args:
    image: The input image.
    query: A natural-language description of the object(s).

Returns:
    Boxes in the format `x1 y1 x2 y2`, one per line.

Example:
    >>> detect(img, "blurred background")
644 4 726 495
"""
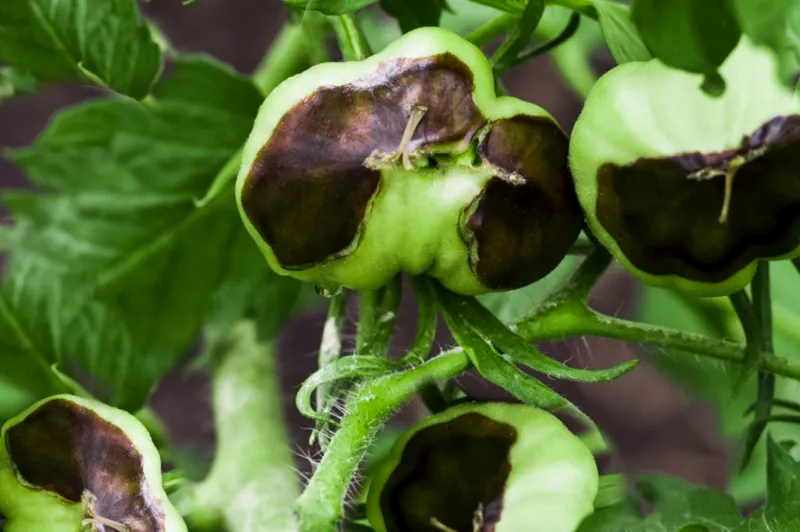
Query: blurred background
0 0 734 506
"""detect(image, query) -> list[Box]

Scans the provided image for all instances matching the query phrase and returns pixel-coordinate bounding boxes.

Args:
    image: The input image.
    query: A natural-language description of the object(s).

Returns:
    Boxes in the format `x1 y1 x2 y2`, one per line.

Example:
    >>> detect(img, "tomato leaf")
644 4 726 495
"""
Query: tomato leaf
284 0 378 15
579 473 743 531
732 0 796 51
638 261 800 502
1 55 268 410
0 0 162 99
591 0 652 64
491 0 546 71
734 436 800 531
632 0 741 84
379 0 448 33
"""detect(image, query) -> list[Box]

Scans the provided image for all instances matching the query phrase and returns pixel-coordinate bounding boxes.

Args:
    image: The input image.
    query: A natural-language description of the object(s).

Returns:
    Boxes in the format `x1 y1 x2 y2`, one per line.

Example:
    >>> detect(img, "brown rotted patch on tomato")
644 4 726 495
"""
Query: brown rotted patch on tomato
241 53 486 268
5 399 166 532
379 413 516 532
596 115 800 282
466 115 581 290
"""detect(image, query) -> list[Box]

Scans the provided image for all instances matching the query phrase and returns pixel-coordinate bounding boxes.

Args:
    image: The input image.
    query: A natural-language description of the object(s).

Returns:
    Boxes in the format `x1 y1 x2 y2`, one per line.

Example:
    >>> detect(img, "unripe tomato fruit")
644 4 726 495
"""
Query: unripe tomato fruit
236 27 582 296
366 402 598 532
0 395 186 532
570 39 800 296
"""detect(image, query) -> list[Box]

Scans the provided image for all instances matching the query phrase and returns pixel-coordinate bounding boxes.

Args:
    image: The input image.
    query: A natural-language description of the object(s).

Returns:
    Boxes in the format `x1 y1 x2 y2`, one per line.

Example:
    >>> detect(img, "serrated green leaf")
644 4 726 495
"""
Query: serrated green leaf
284 0 377 15
592 0 652 64
379 0 447 33
1 54 266 410
0 0 162 98
579 473 744 531
632 0 741 76
637 474 743 531
733 437 800 531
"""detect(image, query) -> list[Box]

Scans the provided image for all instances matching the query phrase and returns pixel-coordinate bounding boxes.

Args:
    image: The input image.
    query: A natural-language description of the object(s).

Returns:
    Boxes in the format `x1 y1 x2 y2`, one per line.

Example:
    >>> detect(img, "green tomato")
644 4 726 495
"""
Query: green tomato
570 38 800 296
366 402 598 532
236 27 581 296
0 394 186 532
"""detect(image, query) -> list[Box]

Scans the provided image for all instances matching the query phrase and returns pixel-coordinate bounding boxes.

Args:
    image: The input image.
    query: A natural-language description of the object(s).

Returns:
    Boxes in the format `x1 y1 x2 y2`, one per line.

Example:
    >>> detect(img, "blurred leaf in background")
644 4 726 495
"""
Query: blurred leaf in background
637 260 800 501
0 55 287 411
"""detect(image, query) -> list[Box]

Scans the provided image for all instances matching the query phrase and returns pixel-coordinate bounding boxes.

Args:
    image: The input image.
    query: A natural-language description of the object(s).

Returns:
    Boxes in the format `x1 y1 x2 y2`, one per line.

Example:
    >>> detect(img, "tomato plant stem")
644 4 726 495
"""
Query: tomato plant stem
739 262 775 469
313 290 350 449
332 13 372 61
295 348 470 532
465 13 518 47
176 322 300 531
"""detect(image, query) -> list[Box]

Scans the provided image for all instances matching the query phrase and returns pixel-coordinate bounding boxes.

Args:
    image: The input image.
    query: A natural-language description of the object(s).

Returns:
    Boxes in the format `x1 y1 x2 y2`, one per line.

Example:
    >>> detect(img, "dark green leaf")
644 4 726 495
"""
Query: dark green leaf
592 0 652 63
284 0 377 15
2 55 264 410
632 0 741 75
429 280 568 410
0 0 162 98
380 0 447 32
491 0 546 72
734 437 800 531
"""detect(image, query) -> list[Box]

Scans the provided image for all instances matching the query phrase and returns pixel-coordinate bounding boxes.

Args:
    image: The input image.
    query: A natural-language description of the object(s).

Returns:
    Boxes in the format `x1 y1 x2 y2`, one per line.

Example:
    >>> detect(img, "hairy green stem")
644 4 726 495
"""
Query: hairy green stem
314 291 350 449
176 322 300 531
295 349 469 532
515 303 800 380
332 13 372 61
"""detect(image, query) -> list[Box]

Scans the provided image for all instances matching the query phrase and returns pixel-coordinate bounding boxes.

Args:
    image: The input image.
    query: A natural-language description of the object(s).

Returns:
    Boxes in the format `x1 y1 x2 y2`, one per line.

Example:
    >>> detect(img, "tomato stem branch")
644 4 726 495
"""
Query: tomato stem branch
739 262 775 470
465 13 518 47
312 290 350 449
332 13 372 61
295 349 470 532
175 322 300 531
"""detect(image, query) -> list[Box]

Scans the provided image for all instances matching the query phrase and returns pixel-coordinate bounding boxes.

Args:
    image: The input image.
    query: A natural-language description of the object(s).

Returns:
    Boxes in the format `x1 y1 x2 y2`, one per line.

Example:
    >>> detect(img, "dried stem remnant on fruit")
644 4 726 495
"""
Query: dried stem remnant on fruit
6 398 166 532
240 53 485 268
379 413 515 532
596 115 800 283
